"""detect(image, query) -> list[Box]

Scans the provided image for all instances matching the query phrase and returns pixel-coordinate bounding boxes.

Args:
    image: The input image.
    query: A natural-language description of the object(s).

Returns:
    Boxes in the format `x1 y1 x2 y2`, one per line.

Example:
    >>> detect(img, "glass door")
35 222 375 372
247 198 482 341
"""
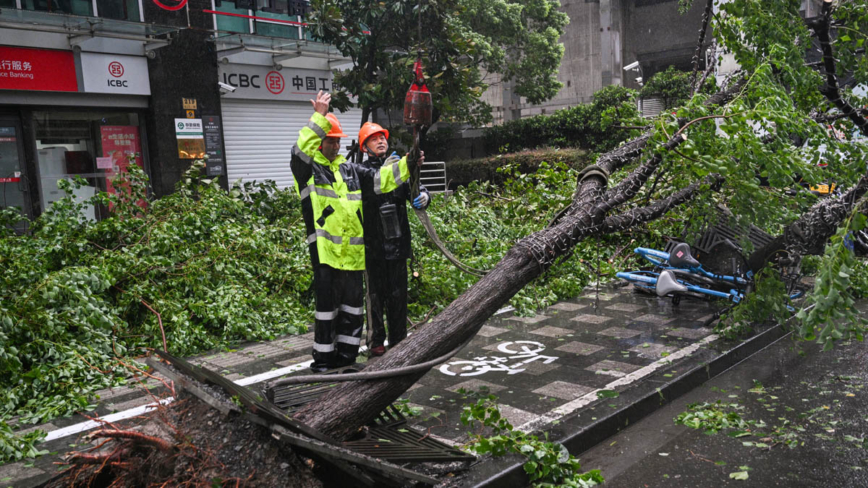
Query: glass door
0 117 30 233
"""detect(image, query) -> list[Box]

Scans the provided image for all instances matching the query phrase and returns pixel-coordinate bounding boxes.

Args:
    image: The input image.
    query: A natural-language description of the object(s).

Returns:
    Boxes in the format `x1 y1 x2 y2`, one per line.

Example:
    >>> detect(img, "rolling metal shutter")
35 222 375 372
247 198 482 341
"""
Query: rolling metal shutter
221 99 363 189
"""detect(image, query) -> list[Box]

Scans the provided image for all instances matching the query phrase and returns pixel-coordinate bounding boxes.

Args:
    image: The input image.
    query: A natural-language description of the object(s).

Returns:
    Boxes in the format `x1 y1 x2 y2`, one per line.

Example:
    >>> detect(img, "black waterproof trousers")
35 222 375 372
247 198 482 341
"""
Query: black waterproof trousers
366 258 408 348
312 265 364 368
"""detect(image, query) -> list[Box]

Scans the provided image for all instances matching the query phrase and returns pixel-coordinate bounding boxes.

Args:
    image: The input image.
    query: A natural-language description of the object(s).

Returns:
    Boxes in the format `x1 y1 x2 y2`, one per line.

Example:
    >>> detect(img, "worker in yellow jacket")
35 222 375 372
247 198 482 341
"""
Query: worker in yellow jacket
290 91 412 372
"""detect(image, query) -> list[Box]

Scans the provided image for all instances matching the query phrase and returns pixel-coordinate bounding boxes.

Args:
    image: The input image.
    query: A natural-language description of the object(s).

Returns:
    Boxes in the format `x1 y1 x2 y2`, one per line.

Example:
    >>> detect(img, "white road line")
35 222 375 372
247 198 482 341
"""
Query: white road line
515 334 720 433
235 359 315 386
44 398 174 442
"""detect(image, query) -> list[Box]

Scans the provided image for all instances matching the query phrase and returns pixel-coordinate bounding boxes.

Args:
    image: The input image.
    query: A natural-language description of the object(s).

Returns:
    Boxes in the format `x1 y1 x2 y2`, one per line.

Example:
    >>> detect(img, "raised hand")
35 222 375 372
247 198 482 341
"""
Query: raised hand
310 90 331 116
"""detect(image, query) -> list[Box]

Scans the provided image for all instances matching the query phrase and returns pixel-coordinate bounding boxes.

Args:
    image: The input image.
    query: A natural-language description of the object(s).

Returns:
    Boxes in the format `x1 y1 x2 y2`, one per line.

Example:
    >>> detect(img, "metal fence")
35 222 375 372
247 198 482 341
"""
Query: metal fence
420 161 447 193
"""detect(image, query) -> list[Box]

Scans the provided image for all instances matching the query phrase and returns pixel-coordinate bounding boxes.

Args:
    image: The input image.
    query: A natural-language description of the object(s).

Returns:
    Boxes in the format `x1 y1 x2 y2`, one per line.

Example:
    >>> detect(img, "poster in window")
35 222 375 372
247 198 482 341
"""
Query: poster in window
100 126 144 204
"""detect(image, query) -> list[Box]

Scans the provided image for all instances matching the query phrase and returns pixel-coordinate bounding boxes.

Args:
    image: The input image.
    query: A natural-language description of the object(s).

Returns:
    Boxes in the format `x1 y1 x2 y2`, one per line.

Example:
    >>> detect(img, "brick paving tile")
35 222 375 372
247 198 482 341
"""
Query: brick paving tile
477 325 510 337
446 379 507 394
276 355 311 367
633 314 674 325
597 327 642 339
605 302 646 313
203 353 256 369
548 302 588 312
580 293 617 301
0 462 46 485
505 314 550 324
528 325 574 338
273 336 314 352
586 359 643 378
497 404 537 426
668 327 714 340
571 314 613 324
555 341 606 355
532 381 595 400
628 342 680 359
513 360 560 376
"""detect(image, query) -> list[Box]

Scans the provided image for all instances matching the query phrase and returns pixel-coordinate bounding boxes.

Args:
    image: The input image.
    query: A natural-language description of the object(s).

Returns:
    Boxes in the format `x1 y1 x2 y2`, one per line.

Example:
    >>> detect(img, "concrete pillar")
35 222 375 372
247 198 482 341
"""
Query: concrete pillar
503 78 522 122
599 0 623 87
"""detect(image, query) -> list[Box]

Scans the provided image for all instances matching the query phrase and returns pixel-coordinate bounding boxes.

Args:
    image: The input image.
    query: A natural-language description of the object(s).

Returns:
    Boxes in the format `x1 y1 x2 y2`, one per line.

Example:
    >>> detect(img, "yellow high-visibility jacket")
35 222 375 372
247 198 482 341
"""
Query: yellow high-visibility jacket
290 112 411 270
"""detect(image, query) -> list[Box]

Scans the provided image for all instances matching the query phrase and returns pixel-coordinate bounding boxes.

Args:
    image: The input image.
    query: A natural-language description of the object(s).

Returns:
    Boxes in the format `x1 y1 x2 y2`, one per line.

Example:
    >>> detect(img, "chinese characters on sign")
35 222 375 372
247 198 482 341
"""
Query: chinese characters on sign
0 47 78 92
218 64 334 102
175 118 206 159
202 116 225 176
0 60 33 75
100 126 145 206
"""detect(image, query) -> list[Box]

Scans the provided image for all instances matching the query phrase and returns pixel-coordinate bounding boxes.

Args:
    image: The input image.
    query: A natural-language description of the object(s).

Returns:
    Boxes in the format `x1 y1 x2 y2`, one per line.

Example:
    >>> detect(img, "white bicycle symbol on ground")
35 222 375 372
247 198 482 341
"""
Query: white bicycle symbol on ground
439 341 558 377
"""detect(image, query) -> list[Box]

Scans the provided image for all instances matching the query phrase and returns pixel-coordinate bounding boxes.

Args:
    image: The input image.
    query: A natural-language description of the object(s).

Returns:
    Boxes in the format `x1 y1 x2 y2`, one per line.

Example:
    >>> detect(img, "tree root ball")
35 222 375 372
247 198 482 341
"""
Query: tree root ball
47 391 322 488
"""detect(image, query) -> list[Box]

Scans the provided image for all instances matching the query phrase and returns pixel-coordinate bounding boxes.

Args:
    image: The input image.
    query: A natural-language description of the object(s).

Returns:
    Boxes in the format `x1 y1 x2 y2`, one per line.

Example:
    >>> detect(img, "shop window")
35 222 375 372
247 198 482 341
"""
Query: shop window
21 0 93 16
33 111 145 221
0 0 16 8
0 123 28 231
254 11 303 39
214 1 251 35
96 0 140 21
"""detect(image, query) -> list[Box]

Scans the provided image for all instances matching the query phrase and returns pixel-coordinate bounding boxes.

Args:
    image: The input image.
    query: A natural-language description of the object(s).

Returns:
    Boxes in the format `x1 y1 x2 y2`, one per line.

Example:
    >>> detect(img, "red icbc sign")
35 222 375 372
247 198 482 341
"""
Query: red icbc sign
0 47 78 92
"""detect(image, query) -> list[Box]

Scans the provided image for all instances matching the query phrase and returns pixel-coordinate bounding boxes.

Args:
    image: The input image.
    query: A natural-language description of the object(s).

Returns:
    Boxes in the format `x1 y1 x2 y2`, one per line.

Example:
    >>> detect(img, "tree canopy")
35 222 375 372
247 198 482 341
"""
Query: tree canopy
294 0 868 439
305 0 568 126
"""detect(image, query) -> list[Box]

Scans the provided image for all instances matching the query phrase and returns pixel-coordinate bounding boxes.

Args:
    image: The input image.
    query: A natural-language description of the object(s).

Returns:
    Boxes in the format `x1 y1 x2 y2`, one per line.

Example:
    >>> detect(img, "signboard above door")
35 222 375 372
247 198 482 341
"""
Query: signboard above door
80 53 151 96
0 47 78 92
218 64 333 102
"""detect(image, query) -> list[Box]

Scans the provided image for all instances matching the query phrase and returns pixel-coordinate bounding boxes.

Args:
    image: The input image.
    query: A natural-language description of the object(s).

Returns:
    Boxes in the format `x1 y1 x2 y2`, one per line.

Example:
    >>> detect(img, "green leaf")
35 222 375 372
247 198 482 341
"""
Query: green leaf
730 471 749 480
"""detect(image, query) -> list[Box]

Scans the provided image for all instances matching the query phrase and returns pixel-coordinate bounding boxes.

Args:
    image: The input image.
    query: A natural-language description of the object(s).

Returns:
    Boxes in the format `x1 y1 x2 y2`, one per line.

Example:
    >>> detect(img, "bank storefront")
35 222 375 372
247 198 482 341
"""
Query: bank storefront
0 9 174 230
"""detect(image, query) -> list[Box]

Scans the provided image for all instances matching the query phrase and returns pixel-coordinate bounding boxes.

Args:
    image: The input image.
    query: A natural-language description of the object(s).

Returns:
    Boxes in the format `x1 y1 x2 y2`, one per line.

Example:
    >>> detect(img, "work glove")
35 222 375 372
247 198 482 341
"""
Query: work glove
412 193 429 209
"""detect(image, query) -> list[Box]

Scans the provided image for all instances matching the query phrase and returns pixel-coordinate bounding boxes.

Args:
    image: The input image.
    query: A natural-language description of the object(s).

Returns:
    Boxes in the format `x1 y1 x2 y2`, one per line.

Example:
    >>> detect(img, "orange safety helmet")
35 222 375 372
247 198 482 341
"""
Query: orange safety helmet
325 113 348 138
358 122 389 149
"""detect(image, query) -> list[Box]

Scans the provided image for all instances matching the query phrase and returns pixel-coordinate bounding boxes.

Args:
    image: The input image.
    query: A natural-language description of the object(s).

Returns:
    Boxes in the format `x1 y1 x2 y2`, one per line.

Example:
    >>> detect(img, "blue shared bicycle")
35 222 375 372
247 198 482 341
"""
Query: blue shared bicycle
617 242 805 307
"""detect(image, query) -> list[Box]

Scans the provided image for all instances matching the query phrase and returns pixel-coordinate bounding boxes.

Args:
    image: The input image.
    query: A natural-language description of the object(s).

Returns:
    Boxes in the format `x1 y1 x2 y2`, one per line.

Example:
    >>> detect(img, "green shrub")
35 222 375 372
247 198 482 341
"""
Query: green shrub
445 148 591 188
482 85 643 154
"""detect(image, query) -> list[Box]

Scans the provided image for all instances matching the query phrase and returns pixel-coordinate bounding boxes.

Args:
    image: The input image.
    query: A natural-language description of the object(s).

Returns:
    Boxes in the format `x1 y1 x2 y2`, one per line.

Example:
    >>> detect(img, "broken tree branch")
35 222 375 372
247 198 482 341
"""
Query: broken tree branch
690 0 715 94
812 0 868 137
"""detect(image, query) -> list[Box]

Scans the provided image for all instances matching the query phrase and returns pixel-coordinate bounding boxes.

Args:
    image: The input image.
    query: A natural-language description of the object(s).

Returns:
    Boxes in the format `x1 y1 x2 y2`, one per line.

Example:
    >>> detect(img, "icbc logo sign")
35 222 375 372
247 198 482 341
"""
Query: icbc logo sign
152 0 187 10
107 60 128 88
108 61 124 78
266 71 285 95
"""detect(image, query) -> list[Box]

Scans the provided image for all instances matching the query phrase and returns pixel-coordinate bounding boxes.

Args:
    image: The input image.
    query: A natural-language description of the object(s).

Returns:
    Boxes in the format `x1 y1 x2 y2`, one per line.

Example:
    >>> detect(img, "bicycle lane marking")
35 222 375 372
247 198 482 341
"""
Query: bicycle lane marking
513 334 720 434
438 341 558 377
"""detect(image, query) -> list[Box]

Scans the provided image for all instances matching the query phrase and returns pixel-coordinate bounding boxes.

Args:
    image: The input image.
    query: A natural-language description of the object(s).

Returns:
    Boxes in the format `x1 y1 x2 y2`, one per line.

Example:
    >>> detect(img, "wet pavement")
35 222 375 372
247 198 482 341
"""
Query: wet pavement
1 284 748 487
389 287 722 445
577 308 868 487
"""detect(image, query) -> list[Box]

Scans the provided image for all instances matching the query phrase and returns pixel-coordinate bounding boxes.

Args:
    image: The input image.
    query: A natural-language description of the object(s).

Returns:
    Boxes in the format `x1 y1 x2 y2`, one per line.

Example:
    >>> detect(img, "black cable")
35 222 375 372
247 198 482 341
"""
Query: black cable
266 331 477 388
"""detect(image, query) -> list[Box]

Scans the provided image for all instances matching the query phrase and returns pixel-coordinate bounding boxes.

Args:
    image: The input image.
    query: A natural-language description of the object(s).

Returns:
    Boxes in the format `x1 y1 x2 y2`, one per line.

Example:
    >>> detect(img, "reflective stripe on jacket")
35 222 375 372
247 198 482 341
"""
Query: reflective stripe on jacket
290 112 411 271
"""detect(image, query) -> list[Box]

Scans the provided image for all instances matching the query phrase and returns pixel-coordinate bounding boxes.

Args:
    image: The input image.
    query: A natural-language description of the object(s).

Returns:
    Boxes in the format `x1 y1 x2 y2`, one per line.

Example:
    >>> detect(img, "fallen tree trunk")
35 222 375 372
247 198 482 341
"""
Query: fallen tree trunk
292 80 746 440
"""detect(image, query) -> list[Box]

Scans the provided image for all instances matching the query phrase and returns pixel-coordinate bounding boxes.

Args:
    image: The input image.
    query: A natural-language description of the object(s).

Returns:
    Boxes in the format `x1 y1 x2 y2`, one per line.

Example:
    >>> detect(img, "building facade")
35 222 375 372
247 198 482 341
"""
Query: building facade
0 0 356 230
482 0 827 124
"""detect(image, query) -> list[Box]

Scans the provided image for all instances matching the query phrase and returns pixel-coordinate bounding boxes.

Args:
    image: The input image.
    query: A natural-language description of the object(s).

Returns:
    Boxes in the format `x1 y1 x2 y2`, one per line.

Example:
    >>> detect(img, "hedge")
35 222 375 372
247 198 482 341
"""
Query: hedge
482 85 642 154
445 148 590 188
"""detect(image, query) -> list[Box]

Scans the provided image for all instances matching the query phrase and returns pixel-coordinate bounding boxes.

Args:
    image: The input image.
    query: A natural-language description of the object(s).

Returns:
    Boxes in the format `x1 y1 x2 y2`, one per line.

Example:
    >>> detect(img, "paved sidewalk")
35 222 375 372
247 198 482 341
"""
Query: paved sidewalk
2 285 727 487
392 287 720 445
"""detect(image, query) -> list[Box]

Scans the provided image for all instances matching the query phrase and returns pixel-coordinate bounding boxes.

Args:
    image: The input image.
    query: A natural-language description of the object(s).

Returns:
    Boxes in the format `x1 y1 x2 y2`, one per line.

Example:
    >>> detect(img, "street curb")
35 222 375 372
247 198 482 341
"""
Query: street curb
459 323 790 487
